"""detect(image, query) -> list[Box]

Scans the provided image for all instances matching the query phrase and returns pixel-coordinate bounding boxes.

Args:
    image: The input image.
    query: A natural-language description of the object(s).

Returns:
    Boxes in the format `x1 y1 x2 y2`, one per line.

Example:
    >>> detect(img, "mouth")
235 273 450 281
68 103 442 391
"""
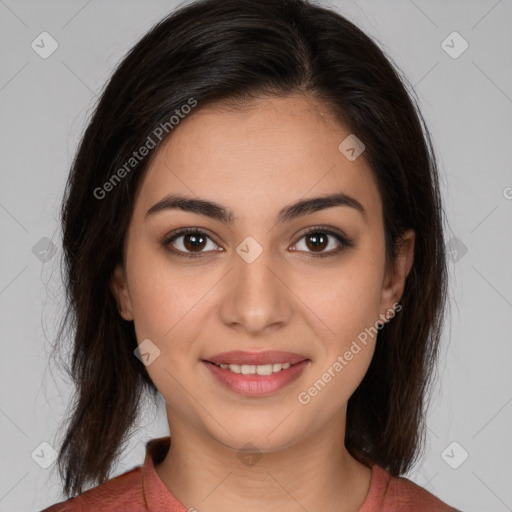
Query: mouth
204 360 304 375
203 350 308 366
201 351 310 396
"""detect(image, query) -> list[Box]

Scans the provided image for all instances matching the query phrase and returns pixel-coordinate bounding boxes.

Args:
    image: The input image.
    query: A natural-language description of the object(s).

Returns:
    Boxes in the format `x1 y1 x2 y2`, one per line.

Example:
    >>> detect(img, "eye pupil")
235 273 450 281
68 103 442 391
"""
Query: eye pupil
306 232 328 251
184 233 207 251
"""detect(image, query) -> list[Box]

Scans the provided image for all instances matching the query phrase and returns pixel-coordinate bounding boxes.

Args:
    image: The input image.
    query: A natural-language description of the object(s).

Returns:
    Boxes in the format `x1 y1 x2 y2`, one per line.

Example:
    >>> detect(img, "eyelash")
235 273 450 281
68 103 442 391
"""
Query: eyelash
162 226 354 259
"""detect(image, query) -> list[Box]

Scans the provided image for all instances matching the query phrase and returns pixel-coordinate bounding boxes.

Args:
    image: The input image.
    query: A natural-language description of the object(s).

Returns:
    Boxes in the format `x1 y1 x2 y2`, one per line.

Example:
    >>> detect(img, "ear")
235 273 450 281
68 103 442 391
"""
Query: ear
110 264 134 321
379 228 415 317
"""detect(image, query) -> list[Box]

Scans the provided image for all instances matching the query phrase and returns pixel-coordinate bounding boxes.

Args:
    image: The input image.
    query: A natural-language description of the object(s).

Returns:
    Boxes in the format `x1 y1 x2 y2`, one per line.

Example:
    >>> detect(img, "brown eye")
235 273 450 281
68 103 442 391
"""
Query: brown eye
163 226 353 260
163 229 220 257
293 227 353 258
182 232 207 252
304 232 329 252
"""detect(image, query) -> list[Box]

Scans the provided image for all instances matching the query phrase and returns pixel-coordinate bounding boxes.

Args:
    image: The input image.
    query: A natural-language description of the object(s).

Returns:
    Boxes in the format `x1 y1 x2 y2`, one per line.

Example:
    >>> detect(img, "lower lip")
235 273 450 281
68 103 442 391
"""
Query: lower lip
203 360 309 396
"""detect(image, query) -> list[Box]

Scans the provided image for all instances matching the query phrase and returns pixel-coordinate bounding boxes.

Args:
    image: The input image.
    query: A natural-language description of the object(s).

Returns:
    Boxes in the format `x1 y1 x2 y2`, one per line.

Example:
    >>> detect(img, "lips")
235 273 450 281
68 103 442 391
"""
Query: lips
204 350 309 366
203 357 310 396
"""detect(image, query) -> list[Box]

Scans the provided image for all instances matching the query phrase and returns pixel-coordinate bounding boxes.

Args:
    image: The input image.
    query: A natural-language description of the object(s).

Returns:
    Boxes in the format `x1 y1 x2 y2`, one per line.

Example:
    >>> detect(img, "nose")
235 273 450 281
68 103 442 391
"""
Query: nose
219 249 293 336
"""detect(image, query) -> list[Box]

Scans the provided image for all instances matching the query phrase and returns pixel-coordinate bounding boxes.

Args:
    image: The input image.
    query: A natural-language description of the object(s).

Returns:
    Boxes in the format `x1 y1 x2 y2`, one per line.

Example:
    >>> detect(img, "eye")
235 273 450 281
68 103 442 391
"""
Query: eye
162 226 354 259
292 226 353 258
163 228 221 258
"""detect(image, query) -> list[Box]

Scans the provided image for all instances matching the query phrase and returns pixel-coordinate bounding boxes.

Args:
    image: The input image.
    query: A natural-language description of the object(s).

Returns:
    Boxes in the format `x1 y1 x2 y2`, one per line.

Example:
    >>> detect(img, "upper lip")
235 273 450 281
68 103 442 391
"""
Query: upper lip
204 351 308 366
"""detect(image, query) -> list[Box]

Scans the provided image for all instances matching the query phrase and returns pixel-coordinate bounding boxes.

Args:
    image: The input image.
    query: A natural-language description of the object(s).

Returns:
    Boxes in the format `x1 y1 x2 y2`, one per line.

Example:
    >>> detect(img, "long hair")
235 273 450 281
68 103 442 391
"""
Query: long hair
52 0 448 497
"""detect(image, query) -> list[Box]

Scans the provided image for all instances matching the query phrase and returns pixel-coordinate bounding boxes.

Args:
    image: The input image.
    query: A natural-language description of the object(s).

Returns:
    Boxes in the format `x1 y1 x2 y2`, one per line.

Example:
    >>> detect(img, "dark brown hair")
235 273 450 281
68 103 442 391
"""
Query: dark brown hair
52 0 448 497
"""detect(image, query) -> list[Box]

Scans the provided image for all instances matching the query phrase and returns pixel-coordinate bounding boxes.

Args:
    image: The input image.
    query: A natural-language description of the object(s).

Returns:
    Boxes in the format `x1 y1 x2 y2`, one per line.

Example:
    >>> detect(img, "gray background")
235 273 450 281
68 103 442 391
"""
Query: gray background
1 0 511 511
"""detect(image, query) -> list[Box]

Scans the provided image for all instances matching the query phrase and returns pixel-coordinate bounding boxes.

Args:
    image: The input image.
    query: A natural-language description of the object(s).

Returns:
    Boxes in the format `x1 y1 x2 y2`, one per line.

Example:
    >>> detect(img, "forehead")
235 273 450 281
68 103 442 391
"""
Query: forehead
135 94 381 225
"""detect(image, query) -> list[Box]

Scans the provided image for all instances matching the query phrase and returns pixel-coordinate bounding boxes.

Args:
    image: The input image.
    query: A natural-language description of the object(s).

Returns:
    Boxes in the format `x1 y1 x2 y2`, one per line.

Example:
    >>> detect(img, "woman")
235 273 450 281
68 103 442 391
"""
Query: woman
42 0 460 510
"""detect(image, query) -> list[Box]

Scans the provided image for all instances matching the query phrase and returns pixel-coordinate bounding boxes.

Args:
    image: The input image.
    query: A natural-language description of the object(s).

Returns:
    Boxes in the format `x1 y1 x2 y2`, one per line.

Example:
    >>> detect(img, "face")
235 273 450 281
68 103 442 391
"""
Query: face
111 94 414 453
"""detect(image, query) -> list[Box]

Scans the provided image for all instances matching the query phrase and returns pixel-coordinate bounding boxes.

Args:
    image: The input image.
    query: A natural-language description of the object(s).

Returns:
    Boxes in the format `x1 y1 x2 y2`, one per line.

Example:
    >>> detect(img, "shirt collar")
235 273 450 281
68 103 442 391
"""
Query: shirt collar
141 436 188 511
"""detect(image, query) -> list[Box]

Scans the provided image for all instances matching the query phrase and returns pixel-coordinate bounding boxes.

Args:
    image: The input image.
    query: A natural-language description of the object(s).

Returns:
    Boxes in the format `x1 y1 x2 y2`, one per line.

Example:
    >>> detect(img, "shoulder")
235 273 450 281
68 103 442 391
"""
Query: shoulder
363 464 461 512
39 465 144 512
387 473 459 511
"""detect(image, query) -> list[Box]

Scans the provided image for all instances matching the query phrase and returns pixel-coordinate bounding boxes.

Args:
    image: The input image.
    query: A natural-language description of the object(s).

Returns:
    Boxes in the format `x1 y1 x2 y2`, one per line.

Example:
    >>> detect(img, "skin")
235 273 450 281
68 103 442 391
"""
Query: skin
111 94 415 512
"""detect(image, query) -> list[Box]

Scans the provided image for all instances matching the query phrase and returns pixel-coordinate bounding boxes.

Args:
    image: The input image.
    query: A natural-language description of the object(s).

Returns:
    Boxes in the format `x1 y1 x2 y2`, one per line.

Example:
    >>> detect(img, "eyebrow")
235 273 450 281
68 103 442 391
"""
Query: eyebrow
145 192 367 225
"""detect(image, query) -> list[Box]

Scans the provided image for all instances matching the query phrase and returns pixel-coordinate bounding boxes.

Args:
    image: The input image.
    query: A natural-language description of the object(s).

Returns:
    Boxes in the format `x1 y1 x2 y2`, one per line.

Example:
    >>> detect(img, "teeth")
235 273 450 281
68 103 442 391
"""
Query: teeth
216 362 294 374
241 364 256 375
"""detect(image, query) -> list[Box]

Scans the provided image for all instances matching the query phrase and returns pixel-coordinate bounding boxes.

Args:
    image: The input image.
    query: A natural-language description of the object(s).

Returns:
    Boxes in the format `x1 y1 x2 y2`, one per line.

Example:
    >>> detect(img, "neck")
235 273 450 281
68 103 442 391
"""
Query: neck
154 408 372 512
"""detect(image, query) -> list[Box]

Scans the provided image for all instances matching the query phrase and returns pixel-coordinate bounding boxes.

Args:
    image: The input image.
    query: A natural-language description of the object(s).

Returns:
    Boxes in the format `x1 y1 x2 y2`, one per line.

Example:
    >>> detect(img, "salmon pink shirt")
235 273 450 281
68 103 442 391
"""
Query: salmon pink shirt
41 436 460 511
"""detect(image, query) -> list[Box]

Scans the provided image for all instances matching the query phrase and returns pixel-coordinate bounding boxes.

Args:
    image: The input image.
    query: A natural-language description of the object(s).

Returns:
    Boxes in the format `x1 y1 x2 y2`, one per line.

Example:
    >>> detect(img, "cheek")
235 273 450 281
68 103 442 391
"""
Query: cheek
294 263 383 415
295 255 384 344
126 238 203 333
126 262 207 405
290 253 384 412
125 248 186 352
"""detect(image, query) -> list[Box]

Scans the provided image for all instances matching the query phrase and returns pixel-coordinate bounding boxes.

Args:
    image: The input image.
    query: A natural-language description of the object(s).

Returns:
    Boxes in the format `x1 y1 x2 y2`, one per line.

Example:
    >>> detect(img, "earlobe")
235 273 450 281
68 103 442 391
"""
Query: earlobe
380 229 415 315
110 264 134 321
